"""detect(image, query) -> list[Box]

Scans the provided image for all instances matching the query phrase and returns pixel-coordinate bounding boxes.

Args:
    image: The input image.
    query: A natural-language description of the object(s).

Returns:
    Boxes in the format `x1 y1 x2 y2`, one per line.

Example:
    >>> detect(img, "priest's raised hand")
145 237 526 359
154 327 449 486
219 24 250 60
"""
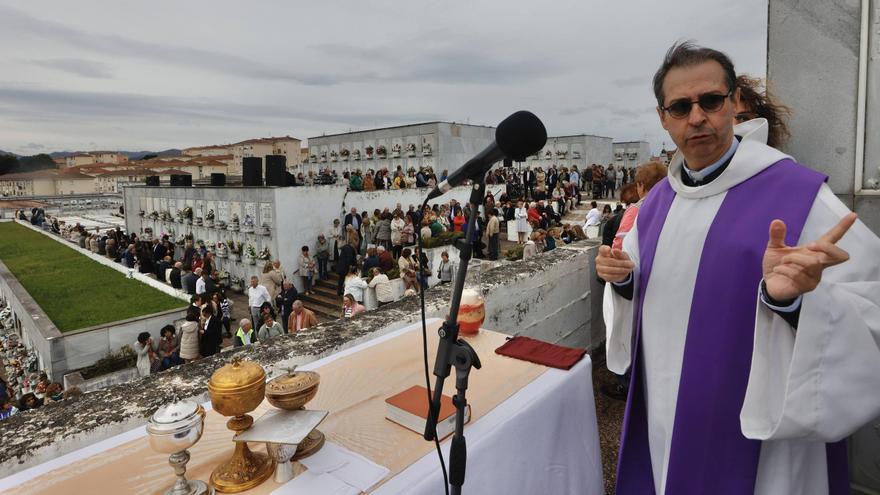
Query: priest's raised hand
763 212 858 301
595 245 634 283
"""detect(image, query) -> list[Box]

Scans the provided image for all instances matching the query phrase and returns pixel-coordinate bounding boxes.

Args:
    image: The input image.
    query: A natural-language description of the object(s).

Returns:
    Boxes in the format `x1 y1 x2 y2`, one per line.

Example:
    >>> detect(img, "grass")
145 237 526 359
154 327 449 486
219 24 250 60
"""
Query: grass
0 222 185 332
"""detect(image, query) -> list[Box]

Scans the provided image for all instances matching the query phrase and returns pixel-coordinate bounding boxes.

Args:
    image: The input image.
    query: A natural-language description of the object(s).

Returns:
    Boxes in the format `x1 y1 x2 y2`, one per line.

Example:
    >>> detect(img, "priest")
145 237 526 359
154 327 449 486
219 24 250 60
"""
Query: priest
597 41 880 495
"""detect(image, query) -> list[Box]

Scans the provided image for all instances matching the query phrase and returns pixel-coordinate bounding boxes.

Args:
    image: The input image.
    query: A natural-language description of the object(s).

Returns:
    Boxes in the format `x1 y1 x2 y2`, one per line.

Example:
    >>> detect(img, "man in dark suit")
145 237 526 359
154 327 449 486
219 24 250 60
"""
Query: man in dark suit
182 268 199 295
199 306 222 357
169 262 183 289
522 167 536 200
276 281 298 333
156 256 172 283
547 166 558 196
344 207 361 232
336 239 358 296
152 239 167 262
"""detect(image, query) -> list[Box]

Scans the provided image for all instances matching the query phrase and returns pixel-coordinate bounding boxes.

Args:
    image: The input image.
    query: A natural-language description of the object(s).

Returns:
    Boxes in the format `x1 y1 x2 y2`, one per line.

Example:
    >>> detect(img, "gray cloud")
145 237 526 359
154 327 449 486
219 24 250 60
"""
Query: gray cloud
610 75 649 88
31 58 113 79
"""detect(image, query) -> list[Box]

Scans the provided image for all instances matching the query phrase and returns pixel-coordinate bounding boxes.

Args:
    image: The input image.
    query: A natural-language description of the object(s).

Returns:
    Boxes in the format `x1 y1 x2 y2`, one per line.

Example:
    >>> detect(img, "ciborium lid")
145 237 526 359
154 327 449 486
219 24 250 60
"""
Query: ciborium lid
208 356 266 393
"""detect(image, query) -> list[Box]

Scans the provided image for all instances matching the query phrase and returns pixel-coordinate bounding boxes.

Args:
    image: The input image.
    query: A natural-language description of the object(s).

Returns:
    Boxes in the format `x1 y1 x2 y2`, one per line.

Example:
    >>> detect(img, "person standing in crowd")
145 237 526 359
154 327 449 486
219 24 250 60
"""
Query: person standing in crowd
178 306 201 363
336 238 358 296
182 267 199 295
298 246 316 295
257 311 284 341
199 305 221 357
288 301 317 335
344 207 361 245
217 291 232 338
276 281 298 334
261 260 283 301
344 265 368 303
169 261 183 289
522 234 538 260
135 331 155 377
484 208 500 260
329 218 342 264
390 212 405 259
157 325 181 371
514 200 529 244
247 276 271 331
399 248 420 294
341 294 365 318
234 319 255 347
374 212 391 251
437 251 454 284
195 268 209 296
315 234 331 279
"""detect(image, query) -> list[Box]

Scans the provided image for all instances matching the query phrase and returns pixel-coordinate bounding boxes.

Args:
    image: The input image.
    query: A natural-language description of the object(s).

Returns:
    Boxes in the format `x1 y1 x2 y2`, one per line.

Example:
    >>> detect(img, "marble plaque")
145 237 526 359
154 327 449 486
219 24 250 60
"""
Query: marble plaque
260 203 273 226
217 201 229 222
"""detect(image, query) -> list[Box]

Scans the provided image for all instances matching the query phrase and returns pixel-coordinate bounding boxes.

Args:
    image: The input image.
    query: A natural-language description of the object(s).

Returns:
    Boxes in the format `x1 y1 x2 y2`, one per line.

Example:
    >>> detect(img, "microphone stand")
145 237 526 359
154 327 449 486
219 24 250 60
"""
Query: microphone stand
424 175 485 495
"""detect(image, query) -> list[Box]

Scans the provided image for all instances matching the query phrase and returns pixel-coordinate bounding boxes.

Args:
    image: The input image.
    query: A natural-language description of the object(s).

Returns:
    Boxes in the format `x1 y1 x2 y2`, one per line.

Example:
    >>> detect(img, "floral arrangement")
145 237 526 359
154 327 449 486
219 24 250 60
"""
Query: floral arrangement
245 243 257 259
352 149 361 160
149 211 159 219
320 151 328 162
258 246 271 260
138 210 145 217
175 234 186 246
544 150 553 159
183 206 193 219
365 146 374 159
556 150 567 157
205 209 215 221
406 143 417 156
330 150 339 161
230 214 240 224
572 151 582 159
422 143 432 156
376 145 387 158
309 154 317 163
243 214 255 227
340 148 350 157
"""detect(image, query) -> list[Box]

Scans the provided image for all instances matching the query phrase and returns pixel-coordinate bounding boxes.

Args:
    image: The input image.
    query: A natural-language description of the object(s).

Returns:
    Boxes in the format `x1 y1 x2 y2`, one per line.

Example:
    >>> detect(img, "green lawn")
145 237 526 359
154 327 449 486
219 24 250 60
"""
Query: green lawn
0 222 185 332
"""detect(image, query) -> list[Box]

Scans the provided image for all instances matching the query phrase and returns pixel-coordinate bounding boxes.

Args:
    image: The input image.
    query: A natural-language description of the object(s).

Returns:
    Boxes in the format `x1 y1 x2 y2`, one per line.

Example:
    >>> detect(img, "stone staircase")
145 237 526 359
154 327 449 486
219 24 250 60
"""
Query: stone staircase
299 273 343 322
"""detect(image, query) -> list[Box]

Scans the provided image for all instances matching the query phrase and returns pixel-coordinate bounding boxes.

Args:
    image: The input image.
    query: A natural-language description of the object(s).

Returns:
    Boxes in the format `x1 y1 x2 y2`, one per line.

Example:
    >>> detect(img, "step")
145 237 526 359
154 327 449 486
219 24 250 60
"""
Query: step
312 285 339 298
303 301 341 319
299 292 342 307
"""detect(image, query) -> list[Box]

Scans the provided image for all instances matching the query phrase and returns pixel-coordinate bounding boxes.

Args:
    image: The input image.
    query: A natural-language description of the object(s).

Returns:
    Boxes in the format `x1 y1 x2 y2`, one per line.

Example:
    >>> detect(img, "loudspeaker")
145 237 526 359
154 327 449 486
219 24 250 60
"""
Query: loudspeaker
210 173 226 186
285 171 297 186
170 174 192 187
503 157 513 168
265 155 286 186
145 175 159 186
243 157 263 186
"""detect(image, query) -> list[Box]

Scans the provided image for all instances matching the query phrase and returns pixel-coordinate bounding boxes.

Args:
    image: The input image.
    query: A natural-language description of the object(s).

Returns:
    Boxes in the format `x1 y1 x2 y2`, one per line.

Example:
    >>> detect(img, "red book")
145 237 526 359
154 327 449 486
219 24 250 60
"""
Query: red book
385 385 470 440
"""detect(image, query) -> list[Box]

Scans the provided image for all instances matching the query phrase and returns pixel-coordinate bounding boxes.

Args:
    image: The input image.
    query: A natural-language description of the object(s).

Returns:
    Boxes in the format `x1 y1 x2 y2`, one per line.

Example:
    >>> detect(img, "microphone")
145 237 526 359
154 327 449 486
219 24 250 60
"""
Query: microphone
427 110 547 200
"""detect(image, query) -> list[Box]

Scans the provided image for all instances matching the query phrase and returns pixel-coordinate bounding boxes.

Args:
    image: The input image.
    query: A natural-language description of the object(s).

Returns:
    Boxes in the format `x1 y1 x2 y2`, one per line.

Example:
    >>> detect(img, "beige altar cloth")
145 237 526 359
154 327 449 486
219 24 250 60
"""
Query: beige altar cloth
7 321 548 494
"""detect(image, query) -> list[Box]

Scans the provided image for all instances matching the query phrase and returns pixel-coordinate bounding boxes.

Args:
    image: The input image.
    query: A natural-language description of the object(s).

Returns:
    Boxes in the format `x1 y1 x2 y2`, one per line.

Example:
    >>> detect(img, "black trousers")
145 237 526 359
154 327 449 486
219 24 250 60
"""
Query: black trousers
336 273 346 296
489 234 499 260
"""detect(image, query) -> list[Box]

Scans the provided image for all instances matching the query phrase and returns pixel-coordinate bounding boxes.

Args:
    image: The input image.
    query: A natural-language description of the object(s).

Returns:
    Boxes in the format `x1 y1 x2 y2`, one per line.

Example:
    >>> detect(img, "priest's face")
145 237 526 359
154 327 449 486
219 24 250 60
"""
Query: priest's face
657 60 739 170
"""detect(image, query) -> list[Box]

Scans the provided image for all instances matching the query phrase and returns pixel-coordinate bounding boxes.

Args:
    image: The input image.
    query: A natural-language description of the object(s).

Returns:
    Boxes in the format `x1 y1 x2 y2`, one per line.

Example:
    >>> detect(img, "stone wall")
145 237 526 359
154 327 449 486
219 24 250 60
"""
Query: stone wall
0 241 602 478
769 2 880 490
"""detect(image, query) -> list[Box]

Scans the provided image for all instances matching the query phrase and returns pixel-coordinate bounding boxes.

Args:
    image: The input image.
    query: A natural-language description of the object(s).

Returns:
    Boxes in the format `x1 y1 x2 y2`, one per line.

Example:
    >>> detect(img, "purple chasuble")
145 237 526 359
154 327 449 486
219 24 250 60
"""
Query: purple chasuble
615 159 848 494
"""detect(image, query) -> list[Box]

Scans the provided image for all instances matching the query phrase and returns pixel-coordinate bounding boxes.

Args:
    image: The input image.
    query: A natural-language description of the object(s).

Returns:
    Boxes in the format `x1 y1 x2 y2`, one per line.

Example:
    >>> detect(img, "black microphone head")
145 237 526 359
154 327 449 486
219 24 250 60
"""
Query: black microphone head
495 110 547 162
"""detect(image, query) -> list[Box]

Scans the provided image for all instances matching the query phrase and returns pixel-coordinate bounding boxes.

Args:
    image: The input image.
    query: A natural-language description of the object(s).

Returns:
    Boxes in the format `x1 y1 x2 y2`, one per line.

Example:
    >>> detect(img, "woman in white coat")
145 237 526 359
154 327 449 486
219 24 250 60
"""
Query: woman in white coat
514 200 529 244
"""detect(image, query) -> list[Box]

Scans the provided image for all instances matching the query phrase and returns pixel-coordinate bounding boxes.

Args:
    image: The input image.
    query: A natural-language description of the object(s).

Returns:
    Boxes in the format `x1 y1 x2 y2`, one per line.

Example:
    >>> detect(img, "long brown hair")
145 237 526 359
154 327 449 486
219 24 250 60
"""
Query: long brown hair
736 75 792 149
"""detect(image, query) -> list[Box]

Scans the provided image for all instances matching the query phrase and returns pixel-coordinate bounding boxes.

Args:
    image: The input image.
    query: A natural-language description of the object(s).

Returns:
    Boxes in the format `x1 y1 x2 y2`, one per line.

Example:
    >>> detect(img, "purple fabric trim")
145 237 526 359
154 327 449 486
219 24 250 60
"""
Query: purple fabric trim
615 176 676 494
616 160 845 494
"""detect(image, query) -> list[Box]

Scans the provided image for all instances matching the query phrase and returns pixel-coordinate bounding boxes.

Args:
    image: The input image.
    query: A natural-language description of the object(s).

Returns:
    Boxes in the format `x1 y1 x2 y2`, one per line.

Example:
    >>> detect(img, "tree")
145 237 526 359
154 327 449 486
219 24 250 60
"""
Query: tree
16 154 56 172
0 154 18 175
141 154 158 161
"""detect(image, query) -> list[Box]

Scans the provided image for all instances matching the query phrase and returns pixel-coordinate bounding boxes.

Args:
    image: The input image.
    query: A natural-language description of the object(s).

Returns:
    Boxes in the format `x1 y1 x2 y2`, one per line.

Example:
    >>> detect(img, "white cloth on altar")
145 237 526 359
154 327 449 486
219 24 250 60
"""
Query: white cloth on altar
606 119 880 495
375 354 602 495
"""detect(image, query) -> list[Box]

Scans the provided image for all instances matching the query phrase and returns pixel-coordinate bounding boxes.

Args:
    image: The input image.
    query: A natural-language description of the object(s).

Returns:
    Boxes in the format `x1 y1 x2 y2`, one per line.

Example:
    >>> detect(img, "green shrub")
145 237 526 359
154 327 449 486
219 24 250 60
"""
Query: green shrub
422 231 464 249
386 267 401 280
78 345 137 379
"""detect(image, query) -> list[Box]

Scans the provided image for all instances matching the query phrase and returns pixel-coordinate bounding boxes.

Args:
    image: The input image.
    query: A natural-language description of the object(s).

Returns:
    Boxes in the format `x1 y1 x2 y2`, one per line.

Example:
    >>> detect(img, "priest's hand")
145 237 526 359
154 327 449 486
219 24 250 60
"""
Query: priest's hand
596 245 635 283
763 212 857 301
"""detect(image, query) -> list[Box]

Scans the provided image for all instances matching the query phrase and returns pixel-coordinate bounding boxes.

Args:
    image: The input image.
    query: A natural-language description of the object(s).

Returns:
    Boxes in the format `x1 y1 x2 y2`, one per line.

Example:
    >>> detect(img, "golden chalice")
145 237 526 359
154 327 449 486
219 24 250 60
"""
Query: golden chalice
207 357 274 493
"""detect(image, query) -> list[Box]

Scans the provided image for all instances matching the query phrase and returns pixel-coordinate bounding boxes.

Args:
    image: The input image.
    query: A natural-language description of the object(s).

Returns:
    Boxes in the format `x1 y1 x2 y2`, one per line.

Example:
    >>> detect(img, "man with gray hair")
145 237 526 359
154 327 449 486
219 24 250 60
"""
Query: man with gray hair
233 319 254 347
599 41 880 494
247 276 271 331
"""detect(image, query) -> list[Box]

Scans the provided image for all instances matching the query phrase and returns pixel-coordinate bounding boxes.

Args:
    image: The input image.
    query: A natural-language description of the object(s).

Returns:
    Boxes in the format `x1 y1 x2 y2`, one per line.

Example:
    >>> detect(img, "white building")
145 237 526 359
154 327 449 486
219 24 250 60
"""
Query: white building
230 136 302 175
526 134 614 170
612 141 652 169
305 122 496 177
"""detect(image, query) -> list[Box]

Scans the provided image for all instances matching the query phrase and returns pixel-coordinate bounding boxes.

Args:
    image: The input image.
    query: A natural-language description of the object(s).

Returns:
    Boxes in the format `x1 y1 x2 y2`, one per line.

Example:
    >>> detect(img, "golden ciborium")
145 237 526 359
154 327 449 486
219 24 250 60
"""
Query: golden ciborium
265 369 325 460
207 357 274 493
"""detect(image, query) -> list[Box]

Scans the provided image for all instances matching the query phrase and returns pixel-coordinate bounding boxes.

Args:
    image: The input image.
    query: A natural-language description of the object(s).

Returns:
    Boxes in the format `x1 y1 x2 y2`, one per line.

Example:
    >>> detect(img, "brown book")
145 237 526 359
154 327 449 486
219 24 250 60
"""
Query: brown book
385 385 470 440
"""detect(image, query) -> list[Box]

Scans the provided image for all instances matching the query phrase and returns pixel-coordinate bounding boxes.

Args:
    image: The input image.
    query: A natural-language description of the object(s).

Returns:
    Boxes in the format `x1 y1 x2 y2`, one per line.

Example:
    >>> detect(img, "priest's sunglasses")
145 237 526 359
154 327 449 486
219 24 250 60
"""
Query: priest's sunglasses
660 91 733 119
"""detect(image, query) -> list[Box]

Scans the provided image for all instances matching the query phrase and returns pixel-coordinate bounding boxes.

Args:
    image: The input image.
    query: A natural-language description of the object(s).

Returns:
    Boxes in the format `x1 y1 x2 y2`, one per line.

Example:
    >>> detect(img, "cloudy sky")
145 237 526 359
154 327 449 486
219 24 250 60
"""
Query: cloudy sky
0 1 767 155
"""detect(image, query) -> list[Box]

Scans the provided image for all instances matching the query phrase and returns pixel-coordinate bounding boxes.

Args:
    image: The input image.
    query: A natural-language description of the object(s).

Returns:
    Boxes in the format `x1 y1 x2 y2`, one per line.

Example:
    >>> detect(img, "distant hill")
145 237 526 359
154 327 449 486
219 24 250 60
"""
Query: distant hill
46 149 183 160
0 150 18 157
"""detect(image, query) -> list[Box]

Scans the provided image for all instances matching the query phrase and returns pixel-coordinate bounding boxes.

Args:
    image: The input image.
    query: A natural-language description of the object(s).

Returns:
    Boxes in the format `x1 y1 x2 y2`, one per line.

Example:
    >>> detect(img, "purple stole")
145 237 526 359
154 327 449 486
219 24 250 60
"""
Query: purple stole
615 159 849 494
